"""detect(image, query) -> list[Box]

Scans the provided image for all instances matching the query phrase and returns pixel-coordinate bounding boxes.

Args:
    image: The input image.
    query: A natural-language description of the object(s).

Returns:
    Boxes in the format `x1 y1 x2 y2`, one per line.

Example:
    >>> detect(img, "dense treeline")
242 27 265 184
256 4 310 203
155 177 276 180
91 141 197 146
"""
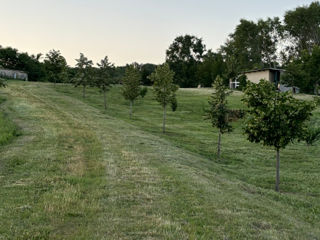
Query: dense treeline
0 1 320 93
165 1 320 91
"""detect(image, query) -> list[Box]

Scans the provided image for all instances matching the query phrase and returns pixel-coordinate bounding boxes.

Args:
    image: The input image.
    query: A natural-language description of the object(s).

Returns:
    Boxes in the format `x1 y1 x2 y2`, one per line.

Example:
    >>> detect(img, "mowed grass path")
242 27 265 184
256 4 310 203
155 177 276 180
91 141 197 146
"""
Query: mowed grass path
0 81 319 239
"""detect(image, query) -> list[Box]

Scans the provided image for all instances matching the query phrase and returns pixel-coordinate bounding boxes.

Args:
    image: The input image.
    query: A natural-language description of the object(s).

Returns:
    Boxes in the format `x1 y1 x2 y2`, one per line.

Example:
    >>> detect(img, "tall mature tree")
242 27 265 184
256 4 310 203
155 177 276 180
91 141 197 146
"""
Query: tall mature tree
242 80 315 192
122 64 142 118
140 63 157 85
0 47 19 69
206 76 232 159
220 18 282 75
96 56 115 110
0 46 46 81
197 51 227 87
257 17 283 67
44 50 68 85
284 1 320 55
149 63 178 133
283 46 320 94
166 34 206 87
73 53 94 98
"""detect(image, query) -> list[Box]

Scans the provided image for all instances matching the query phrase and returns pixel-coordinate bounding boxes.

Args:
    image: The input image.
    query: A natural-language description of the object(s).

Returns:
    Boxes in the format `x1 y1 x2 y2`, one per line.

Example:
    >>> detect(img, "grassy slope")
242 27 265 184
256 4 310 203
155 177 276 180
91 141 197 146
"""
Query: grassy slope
0 96 19 146
0 81 319 239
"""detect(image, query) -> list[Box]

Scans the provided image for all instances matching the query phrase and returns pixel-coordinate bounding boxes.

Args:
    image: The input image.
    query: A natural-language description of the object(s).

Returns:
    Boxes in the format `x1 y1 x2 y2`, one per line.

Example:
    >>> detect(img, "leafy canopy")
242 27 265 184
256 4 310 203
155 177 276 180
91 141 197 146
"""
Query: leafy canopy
166 34 206 87
122 64 142 102
44 49 68 84
96 56 115 92
73 53 94 87
206 76 232 134
149 63 178 111
284 1 320 54
242 80 315 150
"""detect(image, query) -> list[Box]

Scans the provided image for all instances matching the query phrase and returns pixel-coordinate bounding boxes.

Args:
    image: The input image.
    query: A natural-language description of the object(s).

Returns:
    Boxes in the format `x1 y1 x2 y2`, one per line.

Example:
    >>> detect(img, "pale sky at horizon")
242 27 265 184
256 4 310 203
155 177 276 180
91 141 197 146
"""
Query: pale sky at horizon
0 0 315 66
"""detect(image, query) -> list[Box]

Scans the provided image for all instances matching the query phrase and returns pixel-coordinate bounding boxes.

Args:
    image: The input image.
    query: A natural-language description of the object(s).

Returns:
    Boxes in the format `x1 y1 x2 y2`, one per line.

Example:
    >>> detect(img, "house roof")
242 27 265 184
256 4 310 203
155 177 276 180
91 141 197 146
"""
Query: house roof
243 68 284 74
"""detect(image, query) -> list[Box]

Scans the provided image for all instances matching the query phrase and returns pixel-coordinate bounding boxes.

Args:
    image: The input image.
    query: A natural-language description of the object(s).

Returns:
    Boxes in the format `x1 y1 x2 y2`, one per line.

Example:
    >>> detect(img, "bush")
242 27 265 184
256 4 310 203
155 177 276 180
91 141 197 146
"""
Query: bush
314 96 320 106
301 126 320 146
140 87 148 98
238 75 247 91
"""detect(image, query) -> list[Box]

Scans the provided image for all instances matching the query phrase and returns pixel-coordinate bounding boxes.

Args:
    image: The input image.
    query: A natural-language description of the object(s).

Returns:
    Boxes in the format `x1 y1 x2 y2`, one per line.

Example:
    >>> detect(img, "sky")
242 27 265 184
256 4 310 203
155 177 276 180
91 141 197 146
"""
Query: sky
0 0 316 66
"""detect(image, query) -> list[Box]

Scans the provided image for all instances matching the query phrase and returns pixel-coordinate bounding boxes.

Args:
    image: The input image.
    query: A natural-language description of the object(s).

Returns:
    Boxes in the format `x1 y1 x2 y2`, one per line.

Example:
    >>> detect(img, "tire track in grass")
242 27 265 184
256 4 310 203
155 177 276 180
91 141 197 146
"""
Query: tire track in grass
38 84 320 239
1 84 106 239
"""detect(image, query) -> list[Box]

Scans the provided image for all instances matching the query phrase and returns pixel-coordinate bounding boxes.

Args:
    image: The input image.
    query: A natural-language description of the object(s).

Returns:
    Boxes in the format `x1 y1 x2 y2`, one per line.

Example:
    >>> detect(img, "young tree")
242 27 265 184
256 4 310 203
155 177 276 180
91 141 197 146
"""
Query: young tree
242 80 315 192
149 63 179 133
122 64 142 118
44 49 68 85
206 76 232 159
73 53 93 98
96 56 115 110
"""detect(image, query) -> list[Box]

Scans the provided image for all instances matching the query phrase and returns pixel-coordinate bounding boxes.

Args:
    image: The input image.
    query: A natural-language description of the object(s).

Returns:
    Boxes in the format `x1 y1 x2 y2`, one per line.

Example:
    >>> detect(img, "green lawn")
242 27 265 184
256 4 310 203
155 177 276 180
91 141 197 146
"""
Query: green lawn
0 81 319 239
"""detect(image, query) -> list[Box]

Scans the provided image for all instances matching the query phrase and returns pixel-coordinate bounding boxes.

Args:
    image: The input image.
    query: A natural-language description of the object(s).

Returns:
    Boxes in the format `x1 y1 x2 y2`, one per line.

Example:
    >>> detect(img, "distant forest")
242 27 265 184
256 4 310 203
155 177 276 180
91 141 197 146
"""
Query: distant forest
0 1 320 93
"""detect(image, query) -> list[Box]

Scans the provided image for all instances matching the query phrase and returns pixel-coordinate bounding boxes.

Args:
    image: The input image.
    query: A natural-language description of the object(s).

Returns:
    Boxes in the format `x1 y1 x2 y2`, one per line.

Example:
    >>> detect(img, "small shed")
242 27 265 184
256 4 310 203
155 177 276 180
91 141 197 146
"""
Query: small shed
0 68 28 81
230 68 282 89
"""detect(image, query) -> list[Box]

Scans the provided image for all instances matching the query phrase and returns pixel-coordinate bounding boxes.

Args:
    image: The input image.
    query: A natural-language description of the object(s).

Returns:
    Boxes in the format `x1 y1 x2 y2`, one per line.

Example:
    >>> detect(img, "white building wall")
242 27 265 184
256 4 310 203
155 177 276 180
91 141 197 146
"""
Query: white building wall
245 70 270 84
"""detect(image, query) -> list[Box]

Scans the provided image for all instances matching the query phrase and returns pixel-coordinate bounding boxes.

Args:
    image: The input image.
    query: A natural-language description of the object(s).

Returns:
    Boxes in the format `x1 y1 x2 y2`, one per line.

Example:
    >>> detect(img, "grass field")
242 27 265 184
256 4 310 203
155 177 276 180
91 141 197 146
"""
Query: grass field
0 96 19 146
0 81 319 239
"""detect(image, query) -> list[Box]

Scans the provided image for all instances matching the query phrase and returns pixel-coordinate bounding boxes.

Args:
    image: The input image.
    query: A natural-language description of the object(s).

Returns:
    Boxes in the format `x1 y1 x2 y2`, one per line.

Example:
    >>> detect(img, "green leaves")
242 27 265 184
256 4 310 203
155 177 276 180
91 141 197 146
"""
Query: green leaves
149 63 178 110
96 56 115 92
0 78 6 88
284 2 320 54
283 46 320 94
44 49 68 84
301 126 320 146
166 35 206 87
122 64 142 102
242 80 315 150
206 76 232 134
73 53 94 87
149 63 179 133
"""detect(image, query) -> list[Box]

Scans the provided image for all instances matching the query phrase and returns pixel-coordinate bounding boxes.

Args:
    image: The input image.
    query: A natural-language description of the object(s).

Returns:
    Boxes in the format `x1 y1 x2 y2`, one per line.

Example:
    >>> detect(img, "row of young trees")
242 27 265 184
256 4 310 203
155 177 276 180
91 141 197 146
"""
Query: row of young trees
207 77 318 192
68 56 318 192
70 53 178 133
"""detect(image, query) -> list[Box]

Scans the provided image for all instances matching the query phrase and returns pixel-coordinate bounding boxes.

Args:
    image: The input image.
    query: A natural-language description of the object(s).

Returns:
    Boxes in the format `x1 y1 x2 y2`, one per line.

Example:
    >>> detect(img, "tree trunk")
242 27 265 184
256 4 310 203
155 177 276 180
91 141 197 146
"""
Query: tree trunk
130 100 133 119
275 148 280 192
217 132 221 159
83 85 86 98
103 90 107 110
163 104 167 133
